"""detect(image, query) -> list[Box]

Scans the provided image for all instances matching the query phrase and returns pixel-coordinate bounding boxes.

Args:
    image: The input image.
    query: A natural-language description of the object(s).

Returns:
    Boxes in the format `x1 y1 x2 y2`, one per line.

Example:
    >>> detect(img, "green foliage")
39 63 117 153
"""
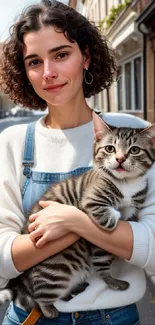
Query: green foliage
99 0 132 30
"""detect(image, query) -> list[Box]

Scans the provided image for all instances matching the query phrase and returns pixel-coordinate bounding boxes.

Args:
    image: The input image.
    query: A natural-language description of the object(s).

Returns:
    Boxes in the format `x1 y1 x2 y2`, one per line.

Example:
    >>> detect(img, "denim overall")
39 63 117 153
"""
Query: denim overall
3 122 140 325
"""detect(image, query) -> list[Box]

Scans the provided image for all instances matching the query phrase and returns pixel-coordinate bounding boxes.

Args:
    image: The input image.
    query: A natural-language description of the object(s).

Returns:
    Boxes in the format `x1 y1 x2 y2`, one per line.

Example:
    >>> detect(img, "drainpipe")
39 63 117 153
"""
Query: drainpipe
137 23 148 120
151 38 155 122
106 89 110 112
154 51 155 121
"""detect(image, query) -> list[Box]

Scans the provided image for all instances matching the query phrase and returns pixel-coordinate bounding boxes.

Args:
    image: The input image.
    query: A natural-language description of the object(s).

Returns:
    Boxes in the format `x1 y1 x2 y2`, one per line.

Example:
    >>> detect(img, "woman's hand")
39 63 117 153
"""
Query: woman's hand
28 200 85 248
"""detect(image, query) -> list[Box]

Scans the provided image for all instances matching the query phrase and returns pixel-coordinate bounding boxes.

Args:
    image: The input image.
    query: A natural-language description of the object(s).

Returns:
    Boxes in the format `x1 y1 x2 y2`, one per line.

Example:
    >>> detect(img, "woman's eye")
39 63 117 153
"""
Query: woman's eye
129 146 141 155
28 59 41 66
56 52 68 59
105 145 115 153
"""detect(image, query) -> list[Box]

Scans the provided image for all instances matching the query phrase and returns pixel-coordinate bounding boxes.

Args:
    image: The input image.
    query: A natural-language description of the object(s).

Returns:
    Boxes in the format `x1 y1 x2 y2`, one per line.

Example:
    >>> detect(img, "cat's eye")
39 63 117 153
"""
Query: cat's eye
105 145 115 153
129 146 141 155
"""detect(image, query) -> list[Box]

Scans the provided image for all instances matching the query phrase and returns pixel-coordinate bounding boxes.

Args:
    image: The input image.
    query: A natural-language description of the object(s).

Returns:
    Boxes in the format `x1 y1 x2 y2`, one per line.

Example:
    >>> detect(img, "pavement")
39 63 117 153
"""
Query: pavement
137 276 155 324
0 114 43 132
0 116 155 324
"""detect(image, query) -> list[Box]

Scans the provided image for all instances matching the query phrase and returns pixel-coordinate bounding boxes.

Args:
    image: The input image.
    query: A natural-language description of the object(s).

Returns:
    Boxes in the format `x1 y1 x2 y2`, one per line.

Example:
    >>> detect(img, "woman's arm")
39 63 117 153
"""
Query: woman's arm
69 165 155 275
69 216 133 260
0 127 79 285
29 200 133 260
12 232 79 272
32 178 155 276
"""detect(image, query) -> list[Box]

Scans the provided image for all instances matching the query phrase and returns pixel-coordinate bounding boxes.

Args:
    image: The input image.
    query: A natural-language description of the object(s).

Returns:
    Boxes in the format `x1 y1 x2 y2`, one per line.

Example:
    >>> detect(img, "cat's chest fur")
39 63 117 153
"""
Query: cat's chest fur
113 175 148 220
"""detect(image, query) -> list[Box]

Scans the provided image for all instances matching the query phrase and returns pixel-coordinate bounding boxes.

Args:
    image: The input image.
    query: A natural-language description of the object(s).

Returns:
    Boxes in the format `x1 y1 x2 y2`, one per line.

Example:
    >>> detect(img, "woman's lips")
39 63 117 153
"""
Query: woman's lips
44 83 66 92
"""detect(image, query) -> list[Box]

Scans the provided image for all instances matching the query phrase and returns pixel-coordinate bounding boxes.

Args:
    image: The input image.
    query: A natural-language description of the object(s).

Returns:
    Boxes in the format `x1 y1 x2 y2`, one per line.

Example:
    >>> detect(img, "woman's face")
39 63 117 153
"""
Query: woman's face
23 26 90 107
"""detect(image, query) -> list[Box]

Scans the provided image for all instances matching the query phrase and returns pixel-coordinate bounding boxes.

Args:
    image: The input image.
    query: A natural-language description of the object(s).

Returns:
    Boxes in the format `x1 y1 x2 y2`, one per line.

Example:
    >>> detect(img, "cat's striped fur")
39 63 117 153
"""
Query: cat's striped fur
1 113 155 318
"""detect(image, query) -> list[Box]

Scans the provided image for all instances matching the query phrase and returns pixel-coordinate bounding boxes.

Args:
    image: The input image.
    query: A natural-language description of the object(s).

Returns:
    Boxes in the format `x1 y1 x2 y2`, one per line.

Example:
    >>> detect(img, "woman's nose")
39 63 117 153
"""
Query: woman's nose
43 63 58 81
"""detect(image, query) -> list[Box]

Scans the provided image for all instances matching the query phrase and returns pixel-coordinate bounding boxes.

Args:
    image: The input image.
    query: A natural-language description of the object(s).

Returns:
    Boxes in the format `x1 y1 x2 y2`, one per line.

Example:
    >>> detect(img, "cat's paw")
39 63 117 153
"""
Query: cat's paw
40 305 59 318
100 208 121 230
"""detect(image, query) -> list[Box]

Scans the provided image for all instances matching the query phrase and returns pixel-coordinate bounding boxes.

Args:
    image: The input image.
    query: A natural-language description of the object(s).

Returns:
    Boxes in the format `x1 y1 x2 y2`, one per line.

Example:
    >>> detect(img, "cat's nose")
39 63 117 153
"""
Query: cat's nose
116 157 125 164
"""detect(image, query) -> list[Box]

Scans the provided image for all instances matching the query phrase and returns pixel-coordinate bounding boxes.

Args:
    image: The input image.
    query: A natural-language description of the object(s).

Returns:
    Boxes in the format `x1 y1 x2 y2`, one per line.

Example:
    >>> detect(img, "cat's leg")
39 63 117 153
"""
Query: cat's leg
37 301 59 318
62 293 72 301
70 282 89 295
98 207 121 230
100 274 129 291
92 248 129 291
62 282 89 301
34 242 90 314
0 289 13 306
61 240 91 301
82 180 123 230
84 204 121 231
37 282 89 312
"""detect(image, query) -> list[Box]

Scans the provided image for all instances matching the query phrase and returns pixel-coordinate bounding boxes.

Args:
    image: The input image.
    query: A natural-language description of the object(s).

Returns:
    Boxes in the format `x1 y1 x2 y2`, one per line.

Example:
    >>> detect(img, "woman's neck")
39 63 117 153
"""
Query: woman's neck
46 99 93 130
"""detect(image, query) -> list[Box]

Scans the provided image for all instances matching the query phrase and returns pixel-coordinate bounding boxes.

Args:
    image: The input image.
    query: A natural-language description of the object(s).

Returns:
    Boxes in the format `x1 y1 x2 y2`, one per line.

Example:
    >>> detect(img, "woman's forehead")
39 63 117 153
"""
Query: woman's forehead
23 26 78 55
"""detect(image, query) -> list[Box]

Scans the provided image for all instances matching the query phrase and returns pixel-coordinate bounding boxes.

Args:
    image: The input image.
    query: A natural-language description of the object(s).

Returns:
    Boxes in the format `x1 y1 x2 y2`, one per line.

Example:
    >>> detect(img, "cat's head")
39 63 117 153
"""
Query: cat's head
93 112 155 179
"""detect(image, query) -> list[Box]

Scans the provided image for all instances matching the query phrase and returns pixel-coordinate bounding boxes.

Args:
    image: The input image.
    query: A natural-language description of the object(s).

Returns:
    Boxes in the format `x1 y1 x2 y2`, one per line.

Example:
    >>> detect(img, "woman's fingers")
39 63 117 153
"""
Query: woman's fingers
28 221 38 232
39 200 53 208
29 213 38 222
35 234 49 248
29 227 43 242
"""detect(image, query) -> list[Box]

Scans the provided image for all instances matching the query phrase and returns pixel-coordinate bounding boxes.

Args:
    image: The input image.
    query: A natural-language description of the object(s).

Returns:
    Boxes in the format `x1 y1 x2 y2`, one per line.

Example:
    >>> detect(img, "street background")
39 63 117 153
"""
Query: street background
0 116 155 324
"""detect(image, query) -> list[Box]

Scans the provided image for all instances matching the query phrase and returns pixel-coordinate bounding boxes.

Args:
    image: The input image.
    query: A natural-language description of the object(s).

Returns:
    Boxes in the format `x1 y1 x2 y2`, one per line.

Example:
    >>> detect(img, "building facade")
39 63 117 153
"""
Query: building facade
72 0 155 123
136 0 155 122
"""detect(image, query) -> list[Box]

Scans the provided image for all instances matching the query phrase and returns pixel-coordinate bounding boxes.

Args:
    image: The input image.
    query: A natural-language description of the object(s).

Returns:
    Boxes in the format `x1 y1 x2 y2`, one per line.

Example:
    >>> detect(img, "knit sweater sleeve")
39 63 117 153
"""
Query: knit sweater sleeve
0 126 26 288
128 163 155 280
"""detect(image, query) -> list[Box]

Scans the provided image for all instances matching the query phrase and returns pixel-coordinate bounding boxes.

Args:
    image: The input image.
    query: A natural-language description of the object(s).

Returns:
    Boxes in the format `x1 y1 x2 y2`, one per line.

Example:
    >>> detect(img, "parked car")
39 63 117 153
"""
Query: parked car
31 108 48 115
0 109 10 119
11 106 47 117
11 106 33 117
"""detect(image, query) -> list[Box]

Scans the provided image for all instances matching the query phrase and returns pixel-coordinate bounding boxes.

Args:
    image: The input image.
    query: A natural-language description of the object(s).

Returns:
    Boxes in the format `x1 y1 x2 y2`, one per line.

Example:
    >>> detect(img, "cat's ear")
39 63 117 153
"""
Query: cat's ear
140 123 155 143
93 112 112 141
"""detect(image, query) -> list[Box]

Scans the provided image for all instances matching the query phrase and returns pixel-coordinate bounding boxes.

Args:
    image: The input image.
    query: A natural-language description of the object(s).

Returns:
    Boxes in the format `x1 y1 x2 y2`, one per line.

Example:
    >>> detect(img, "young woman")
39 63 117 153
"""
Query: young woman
0 1 155 324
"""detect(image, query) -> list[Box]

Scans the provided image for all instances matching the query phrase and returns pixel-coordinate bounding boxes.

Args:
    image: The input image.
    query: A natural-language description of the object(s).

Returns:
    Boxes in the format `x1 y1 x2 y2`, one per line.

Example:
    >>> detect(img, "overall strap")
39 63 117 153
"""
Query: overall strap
22 122 36 177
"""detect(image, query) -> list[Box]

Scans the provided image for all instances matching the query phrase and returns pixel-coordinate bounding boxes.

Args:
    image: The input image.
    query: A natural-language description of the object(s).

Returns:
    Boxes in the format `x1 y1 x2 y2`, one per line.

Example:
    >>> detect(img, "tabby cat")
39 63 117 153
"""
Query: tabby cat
1 113 155 318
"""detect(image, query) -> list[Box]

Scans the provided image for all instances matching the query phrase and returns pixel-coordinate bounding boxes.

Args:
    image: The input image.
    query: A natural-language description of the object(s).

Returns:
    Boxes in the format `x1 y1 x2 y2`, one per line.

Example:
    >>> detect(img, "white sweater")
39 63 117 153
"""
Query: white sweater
0 112 155 312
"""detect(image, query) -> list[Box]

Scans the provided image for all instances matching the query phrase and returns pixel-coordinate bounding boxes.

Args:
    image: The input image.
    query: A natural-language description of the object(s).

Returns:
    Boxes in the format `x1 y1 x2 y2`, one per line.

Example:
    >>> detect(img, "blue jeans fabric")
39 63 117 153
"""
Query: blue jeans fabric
2 122 140 324
21 122 92 214
2 302 140 325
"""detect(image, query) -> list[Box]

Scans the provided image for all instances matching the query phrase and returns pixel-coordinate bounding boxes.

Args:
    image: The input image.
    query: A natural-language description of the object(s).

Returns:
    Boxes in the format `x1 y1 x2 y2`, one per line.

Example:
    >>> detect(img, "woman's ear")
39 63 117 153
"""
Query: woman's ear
83 47 91 69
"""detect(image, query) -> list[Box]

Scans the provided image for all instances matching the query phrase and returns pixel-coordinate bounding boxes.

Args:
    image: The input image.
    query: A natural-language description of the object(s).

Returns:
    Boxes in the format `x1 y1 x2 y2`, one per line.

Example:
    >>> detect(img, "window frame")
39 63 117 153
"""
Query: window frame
116 54 143 113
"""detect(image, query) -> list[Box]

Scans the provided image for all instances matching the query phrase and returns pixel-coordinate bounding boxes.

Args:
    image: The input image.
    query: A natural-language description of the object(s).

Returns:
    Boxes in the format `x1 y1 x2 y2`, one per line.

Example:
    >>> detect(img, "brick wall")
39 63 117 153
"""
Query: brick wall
139 0 152 11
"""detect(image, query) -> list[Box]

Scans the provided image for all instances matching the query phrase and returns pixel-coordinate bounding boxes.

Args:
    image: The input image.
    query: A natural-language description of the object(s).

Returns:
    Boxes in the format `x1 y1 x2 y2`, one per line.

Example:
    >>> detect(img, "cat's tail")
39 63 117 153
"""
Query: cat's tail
0 289 13 305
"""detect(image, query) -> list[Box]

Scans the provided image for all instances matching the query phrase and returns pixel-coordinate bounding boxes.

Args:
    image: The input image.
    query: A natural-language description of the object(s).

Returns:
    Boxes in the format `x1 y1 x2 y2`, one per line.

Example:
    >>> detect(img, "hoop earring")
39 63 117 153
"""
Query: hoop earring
84 68 94 85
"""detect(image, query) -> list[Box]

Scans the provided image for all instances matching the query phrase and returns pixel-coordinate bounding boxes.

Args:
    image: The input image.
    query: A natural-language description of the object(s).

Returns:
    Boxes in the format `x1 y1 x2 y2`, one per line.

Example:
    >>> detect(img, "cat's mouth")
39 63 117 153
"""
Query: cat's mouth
115 167 126 172
115 164 127 172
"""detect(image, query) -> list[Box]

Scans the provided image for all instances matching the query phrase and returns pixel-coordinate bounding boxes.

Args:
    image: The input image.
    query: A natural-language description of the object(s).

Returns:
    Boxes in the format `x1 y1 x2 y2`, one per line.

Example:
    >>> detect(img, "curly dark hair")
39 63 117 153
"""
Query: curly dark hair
0 0 117 110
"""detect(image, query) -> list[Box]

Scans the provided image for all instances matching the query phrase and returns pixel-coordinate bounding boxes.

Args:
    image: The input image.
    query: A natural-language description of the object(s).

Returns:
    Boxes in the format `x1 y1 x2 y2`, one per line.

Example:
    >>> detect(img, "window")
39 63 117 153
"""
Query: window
105 0 108 16
117 56 143 112
91 8 94 21
134 57 142 110
117 67 123 111
125 62 132 110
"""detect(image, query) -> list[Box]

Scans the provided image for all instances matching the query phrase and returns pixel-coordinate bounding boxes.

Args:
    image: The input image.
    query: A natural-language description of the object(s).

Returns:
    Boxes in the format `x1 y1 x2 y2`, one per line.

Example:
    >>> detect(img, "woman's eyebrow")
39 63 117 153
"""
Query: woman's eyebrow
48 45 73 53
24 45 73 61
